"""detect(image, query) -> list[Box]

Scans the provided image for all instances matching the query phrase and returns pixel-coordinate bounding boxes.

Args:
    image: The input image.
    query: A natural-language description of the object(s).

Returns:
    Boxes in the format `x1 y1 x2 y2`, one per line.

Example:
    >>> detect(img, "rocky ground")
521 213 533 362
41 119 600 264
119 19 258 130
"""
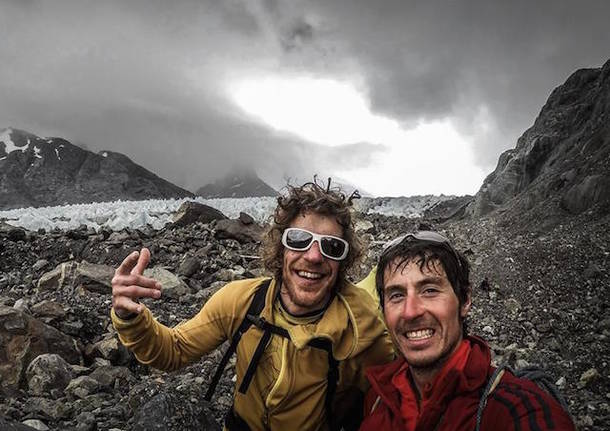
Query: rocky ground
0 203 608 430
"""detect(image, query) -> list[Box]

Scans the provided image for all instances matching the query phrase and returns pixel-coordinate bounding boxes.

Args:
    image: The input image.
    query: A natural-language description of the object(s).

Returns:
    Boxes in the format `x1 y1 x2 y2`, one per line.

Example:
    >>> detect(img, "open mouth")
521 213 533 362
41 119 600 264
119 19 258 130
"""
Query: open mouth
405 329 434 340
296 270 324 280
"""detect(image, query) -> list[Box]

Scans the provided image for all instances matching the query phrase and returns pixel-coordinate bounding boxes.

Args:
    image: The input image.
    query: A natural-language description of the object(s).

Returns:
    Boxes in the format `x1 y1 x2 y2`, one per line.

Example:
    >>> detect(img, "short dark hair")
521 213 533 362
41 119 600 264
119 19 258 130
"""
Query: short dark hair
262 179 362 288
375 237 471 333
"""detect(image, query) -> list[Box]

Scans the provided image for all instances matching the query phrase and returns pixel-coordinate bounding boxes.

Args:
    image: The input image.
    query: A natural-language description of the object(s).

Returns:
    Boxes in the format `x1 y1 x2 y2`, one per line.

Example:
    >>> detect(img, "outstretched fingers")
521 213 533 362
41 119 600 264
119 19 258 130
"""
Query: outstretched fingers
116 250 141 276
131 247 151 276
112 248 161 318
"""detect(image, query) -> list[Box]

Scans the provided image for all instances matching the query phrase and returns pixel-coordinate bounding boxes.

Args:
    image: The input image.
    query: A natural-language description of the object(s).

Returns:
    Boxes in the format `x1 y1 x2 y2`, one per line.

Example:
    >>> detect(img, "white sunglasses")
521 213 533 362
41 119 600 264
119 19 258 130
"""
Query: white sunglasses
282 228 349 261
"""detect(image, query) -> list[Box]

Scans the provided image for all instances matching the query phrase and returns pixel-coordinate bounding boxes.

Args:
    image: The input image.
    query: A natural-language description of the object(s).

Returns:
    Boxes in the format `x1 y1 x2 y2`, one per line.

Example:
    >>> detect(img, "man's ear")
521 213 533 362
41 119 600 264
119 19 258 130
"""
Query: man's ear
460 286 472 318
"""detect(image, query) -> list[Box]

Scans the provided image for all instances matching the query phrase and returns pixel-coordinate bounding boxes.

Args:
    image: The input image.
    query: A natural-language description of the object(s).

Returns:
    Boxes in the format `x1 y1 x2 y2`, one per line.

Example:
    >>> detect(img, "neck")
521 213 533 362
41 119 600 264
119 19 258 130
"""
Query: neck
279 288 333 316
409 367 439 396
408 335 466 397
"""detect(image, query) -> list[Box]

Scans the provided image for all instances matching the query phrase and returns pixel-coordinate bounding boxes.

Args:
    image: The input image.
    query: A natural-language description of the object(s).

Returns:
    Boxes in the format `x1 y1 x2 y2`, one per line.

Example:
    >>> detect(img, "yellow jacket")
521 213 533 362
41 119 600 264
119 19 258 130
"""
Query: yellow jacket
355 266 379 307
111 277 394 430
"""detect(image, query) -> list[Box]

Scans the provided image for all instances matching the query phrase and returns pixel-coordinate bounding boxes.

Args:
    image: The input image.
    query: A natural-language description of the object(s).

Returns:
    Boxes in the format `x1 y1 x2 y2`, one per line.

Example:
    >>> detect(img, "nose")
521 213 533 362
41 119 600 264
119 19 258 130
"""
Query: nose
402 294 425 321
302 240 325 262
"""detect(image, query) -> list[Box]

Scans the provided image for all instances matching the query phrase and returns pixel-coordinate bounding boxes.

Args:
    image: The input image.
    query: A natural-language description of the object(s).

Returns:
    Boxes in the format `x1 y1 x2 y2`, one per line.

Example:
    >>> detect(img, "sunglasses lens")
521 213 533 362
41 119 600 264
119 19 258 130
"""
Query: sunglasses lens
321 237 347 259
285 229 314 250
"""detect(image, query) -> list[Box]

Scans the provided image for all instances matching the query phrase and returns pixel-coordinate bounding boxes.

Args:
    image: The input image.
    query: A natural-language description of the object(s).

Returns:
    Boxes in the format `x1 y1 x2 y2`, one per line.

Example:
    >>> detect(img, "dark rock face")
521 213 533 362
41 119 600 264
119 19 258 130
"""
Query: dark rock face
214 217 264 243
467 60 610 223
196 169 278 198
0 306 82 394
0 128 194 210
172 201 227 226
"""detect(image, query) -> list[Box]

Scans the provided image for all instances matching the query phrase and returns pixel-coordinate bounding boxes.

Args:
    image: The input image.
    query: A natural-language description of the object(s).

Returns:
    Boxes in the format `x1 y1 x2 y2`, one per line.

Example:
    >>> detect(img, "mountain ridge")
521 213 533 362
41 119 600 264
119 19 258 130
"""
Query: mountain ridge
0 128 193 210
196 170 278 199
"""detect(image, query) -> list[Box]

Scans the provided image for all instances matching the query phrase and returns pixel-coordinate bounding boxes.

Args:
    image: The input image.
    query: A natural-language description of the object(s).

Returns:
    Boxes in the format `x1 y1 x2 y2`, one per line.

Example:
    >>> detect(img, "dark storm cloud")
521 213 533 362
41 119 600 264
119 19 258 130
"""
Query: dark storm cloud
1 0 608 194
303 0 610 165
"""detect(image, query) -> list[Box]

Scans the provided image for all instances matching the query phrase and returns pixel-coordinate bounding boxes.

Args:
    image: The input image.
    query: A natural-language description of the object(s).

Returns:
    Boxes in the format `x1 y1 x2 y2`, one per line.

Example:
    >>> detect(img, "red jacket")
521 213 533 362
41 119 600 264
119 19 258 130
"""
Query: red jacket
359 336 575 431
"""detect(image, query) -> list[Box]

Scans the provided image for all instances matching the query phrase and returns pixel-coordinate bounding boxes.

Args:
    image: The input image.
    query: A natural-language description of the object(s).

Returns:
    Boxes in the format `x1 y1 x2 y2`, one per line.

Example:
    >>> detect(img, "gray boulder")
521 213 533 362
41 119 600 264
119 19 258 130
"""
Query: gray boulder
36 261 114 293
72 261 115 293
214 218 264 243
65 375 100 399
132 392 175 431
26 353 73 397
31 300 66 321
172 201 227 227
84 335 130 365
0 306 82 392
143 267 190 300
89 365 134 391
0 418 39 431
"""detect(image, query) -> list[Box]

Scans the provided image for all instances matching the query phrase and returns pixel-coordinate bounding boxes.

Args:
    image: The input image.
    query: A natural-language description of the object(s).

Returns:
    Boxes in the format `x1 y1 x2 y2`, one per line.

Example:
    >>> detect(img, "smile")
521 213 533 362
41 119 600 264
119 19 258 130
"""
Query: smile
405 329 434 340
296 270 324 280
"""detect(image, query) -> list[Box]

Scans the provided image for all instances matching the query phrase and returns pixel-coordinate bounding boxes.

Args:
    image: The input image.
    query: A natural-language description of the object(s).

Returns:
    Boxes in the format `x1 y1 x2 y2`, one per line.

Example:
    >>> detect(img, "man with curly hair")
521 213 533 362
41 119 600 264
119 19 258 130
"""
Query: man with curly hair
110 179 394 431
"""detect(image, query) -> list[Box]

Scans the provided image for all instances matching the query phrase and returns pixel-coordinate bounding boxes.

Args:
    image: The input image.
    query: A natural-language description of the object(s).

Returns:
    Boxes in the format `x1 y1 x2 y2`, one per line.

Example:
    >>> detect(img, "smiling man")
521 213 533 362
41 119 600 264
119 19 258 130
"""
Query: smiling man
359 231 575 431
110 180 394 431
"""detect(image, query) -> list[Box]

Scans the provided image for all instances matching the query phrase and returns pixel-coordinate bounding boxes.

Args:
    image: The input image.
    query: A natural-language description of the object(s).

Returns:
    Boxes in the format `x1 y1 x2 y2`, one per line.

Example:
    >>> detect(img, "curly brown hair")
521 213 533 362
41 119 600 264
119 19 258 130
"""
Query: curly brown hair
262 178 362 289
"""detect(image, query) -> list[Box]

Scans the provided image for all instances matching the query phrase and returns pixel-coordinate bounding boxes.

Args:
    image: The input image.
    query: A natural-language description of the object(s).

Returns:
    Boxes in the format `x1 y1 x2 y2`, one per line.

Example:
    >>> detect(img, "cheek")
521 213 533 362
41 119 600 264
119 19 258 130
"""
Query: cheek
382 306 400 330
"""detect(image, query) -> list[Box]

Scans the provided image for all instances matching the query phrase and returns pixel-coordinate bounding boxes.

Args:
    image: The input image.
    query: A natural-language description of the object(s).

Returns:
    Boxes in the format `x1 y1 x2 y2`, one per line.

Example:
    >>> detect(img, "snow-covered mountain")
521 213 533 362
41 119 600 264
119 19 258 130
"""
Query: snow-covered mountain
196 170 278 198
0 128 193 210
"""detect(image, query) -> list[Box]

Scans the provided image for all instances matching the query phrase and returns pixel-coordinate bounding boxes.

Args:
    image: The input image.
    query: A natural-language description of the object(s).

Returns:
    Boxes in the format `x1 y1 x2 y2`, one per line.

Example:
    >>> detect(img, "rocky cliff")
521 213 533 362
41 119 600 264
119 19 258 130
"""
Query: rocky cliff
467 60 610 226
0 128 193 210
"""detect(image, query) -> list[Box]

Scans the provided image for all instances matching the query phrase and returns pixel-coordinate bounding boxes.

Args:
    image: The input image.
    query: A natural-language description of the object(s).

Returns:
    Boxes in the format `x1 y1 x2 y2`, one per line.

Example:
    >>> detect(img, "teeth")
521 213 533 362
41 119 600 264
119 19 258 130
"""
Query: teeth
297 271 323 280
406 329 434 340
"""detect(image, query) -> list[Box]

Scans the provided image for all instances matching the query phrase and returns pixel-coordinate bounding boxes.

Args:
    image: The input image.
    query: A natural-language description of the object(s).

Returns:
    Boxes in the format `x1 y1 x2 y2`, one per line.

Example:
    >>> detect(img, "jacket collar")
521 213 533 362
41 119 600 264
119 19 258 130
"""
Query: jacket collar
263 278 385 360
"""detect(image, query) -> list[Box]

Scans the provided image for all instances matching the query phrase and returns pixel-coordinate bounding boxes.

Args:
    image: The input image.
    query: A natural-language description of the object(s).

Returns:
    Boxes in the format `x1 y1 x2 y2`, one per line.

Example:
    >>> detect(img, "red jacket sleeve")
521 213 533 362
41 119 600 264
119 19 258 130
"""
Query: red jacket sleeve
480 379 575 430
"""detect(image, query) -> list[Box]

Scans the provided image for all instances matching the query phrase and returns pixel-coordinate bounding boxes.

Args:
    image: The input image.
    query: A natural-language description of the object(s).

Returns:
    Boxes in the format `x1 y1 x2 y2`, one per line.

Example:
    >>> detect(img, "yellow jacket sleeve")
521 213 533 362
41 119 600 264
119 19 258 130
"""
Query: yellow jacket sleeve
111 279 261 371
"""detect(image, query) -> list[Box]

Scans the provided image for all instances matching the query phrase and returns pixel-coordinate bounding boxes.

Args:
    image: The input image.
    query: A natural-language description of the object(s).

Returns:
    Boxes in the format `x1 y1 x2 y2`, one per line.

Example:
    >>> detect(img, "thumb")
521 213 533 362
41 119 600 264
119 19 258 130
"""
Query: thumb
131 247 151 276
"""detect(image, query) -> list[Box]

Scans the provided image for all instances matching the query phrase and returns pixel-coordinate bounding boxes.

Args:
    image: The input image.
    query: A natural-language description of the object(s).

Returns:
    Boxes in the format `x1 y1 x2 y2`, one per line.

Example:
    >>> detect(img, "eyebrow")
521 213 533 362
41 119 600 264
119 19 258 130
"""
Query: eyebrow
383 275 446 292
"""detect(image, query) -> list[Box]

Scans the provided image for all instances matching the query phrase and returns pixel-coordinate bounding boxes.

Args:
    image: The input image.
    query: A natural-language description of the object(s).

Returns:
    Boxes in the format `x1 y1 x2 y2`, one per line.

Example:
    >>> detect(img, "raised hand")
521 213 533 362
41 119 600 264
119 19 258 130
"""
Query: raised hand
111 248 162 319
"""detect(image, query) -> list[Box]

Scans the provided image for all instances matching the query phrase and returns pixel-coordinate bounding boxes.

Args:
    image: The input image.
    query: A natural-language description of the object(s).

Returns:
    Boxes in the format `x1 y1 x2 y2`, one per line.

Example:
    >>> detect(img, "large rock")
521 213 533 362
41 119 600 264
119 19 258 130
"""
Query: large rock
72 261 115 293
214 218 264 243
25 353 73 397
36 261 114 293
171 201 227 227
84 335 130 365
143 267 189 299
89 365 134 390
0 306 82 393
64 375 100 399
36 261 78 291
132 393 175 431
30 300 66 321
0 418 39 431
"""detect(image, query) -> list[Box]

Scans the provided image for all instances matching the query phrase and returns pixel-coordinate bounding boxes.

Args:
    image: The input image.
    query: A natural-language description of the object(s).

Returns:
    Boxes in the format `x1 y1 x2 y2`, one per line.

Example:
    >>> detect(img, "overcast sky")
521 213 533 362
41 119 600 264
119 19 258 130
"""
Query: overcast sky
1 0 609 196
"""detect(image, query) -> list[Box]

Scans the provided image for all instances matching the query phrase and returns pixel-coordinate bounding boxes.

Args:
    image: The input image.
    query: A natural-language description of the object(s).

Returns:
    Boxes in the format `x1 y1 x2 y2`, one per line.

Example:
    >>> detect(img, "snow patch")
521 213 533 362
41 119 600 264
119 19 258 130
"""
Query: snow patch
34 146 42 159
101 152 108 157
55 148 61 160
0 128 29 155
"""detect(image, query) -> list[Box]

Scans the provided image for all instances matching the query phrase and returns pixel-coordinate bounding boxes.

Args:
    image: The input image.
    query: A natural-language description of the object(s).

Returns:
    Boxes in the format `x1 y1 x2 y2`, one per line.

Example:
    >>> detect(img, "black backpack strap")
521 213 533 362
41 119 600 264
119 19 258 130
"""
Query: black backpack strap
204 278 272 401
225 406 252 431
